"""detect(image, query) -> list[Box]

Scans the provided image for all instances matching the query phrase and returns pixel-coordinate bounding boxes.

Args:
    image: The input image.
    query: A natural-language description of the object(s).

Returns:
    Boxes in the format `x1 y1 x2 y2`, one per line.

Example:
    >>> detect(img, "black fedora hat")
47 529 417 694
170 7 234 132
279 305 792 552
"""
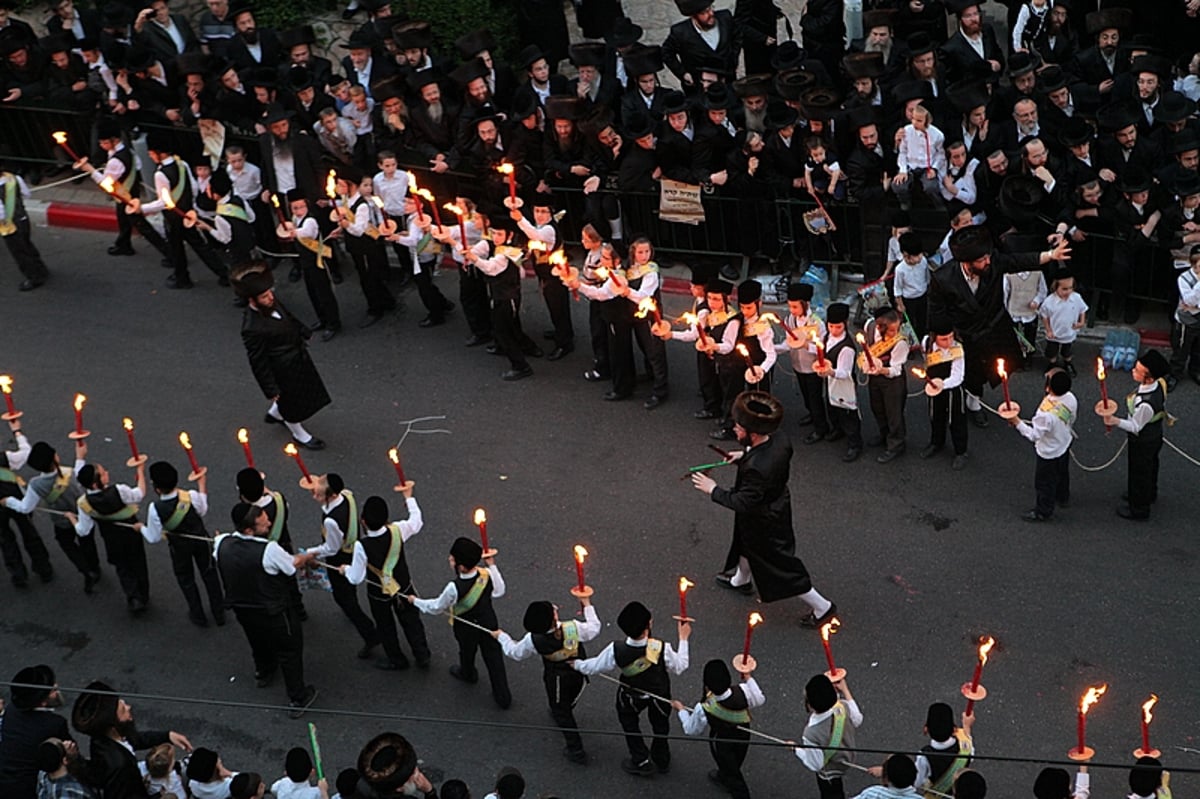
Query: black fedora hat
660 89 690 115
1118 167 1152 193
1169 130 1200 155
1038 65 1068 94
1175 170 1200 198
906 32 936 58
450 56 489 87
732 73 771 99
261 102 294 125
623 109 658 139
455 28 496 60
1096 101 1139 133
843 51 884 80
515 44 548 70
279 25 316 50
607 16 643 47
700 82 735 111
774 67 817 100
770 40 806 72
1058 116 1094 148
392 20 431 50
545 95 583 120
1155 92 1196 125
623 44 663 77
999 174 1045 223
765 101 800 130
800 87 842 121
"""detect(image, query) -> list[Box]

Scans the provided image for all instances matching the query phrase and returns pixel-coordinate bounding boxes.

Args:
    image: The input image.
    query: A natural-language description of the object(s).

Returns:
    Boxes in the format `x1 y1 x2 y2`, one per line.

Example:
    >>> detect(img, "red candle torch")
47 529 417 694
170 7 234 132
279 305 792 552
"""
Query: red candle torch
0 375 18 419
1070 684 1107 760
1135 694 1160 758
71 393 88 437
52 131 81 162
388 447 408 487
497 162 518 205
122 417 141 461
474 507 492 554
855 332 876 369
810 330 827 367
573 545 588 591
962 635 995 715
635 297 663 325
820 617 846 681
283 442 312 483
179 432 201 475
444 203 469 250
997 358 1012 407
681 312 709 346
677 576 695 620
742 611 763 659
735 343 754 368
237 427 255 468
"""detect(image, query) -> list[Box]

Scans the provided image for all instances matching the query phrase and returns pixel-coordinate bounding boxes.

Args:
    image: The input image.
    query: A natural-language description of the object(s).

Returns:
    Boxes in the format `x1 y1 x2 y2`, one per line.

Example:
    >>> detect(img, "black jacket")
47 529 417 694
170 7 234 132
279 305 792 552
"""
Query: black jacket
241 299 331 422
82 730 171 799
938 27 1005 87
225 30 284 73
0 708 73 799
257 130 327 201
662 10 740 84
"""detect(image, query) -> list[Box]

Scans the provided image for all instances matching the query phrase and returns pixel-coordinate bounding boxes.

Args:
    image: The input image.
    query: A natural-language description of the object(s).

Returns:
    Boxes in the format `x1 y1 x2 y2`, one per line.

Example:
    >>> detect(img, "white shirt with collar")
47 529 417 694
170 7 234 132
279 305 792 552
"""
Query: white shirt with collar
793 699 864 771
142 489 209 543
571 635 690 676
75 483 145 537
212 531 296 575
413 562 506 613
497 603 602 659
677 677 765 735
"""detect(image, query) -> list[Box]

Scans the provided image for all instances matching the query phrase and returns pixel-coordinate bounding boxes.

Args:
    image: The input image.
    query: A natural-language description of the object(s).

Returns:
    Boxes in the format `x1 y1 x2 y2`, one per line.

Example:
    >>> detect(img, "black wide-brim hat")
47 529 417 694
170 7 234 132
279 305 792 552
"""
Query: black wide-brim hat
358 733 418 792
10 664 55 710
1058 116 1094 148
231 264 275 299
279 25 316 50
606 16 643 47
1085 8 1133 35
1155 91 1196 125
732 391 784 435
843 51 884 80
72 680 119 736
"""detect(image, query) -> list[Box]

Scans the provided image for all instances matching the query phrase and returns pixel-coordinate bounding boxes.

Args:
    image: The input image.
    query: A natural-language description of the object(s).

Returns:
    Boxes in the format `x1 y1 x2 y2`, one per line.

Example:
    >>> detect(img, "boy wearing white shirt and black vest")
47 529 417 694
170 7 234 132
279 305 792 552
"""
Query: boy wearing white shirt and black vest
862 309 911 464
1010 369 1077 522
408 536 512 708
4 439 100 591
513 196 574 360
920 318 970 470
236 467 307 620
389 194 454 328
279 190 340 340
793 674 863 799
342 491 431 671
815 302 863 462
0 166 50 291
71 458 149 614
912 702 975 798
673 658 765 799
334 166 396 326
216 503 317 717
776 283 829 442
1032 765 1089 799
1101 349 1170 521
298 474 378 657
75 118 168 259
734 279 778 394
1126 755 1168 799
496 595 602 763
138 461 225 627
572 600 691 777
0 418 53 586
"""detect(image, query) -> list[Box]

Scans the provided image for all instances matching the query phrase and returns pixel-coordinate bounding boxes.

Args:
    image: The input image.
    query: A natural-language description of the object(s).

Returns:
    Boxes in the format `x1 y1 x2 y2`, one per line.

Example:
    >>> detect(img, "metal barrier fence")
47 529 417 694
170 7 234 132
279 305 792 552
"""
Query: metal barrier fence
0 104 1180 313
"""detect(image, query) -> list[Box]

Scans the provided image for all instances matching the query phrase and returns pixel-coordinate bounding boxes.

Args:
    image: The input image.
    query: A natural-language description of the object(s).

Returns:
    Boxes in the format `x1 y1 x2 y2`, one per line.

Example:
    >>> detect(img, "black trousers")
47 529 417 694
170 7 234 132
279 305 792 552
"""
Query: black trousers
929 385 968 455
607 316 636 397
98 530 149 604
632 318 670 399
539 272 575 348
867 375 907 452
545 666 587 753
1034 451 1070 517
460 264 492 336
697 350 722 415
368 594 430 666
589 301 611 377
710 735 751 799
716 357 744 430
796 371 830 434
115 205 168 254
828 406 863 449
327 567 378 646
233 606 307 702
492 295 536 370
453 622 511 706
164 213 226 283
53 522 99 577
616 687 671 768
816 774 846 799
3 217 50 283
1126 434 1163 515
350 240 397 316
414 258 452 320
168 538 224 621
1170 320 1200 377
301 255 341 330
0 509 51 580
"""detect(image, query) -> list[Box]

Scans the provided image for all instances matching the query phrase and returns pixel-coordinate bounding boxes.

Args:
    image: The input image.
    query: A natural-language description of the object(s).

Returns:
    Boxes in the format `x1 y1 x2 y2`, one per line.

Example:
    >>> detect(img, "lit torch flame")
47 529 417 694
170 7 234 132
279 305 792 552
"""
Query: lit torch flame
237 428 249 445
283 442 298 457
122 417 134 432
855 332 868 347
73 393 87 412
0 375 12 394
748 611 764 627
997 358 1008 381
595 266 609 280
679 576 694 593
158 186 175 211
406 171 419 192
527 240 548 252
682 312 698 326
270 194 280 209
1080 684 1108 715
736 343 751 359
634 297 658 319
912 367 927 379
388 447 400 464
574 545 588 563
820 616 841 641
496 163 514 176
372 195 385 209
416 188 434 204
759 312 782 325
325 170 337 200
179 432 192 450
977 635 995 665
99 176 116 194
1096 358 1106 381
444 203 465 217
1142 694 1157 724
548 250 567 266
474 508 487 525
52 131 68 145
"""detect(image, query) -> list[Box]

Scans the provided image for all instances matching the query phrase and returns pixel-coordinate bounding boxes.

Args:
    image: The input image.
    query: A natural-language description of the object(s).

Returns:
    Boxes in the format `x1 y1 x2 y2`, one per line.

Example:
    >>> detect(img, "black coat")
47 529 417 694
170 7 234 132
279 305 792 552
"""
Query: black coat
929 250 1042 367
709 434 813 603
258 130 327 201
225 30 284 73
135 14 201 64
0 708 73 799
241 300 331 422
82 730 170 799
938 27 1005 87
662 10 740 85
44 9 102 42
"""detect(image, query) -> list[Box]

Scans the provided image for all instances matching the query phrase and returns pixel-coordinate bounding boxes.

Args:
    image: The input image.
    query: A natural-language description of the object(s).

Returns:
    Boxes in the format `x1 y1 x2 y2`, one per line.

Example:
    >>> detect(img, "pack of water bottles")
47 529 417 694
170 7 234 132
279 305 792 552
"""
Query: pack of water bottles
1101 328 1141 371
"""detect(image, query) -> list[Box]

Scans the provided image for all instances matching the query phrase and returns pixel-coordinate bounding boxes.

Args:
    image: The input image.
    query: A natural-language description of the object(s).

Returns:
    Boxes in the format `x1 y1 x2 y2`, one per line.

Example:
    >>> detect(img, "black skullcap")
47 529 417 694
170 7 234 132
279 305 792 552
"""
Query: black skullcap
149 461 178 492
236 467 264 500
495 766 525 799
27 441 55 473
1129 756 1163 796
186 748 219 782
703 659 731 694
229 772 263 799
805 674 836 712
335 769 359 799
885 754 918 789
35 740 65 773
285 747 312 782
76 464 98 489
450 536 482 569
362 496 388 530
826 302 850 324
925 702 954 741
1048 369 1072 396
231 502 256 531
1034 768 1071 799
1138 349 1170 380
523 600 555 634
325 473 344 494
736 279 762 304
956 770 987 799
617 600 652 637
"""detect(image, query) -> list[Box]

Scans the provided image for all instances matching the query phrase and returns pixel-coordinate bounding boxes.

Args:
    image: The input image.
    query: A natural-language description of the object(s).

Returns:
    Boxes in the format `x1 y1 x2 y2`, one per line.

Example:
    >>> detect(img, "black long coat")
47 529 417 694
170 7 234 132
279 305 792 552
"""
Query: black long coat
81 730 171 799
241 300 331 422
709 434 813 603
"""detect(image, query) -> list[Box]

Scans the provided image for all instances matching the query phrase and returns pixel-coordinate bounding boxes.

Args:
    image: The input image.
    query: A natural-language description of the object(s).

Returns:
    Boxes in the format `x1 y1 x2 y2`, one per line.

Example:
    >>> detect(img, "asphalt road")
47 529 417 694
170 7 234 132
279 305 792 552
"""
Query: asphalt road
2 226 1199 798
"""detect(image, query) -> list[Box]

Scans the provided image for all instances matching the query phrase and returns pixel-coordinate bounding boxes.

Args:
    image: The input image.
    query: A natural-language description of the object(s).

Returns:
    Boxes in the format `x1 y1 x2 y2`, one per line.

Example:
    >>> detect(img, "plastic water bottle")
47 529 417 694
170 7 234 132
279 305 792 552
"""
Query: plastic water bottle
801 265 830 313
1102 333 1116 368
1118 330 1136 371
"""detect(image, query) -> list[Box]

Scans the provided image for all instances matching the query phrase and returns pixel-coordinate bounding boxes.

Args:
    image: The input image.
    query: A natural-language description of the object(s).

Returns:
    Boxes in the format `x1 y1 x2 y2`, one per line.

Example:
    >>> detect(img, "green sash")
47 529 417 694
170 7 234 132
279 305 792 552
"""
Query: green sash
169 158 190 203
450 567 490 619
822 702 848 766
543 620 581 662
77 495 138 522
702 692 751 725
0 176 16 236
268 491 286 542
162 489 192 531
0 467 24 487
1126 381 1167 423
620 638 663 677
1038 396 1075 425
339 490 359 553
925 730 972 799
44 468 72 504
216 201 250 223
367 522 404 596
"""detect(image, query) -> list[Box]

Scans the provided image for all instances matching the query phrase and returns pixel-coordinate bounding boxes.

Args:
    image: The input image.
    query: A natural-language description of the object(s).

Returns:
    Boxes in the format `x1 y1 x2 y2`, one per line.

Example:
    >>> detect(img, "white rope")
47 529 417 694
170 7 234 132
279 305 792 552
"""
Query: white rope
1069 440 1128 472
1164 437 1200 467
395 415 451 449
27 171 89 192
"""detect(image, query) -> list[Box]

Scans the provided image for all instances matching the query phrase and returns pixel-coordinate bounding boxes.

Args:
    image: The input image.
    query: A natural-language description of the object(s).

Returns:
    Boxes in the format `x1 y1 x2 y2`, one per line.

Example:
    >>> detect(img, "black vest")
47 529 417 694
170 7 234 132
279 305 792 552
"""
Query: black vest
0 452 21 501
737 315 767 366
866 319 901 370
922 338 958 381
159 160 194 213
360 528 413 599
322 497 354 567
82 485 142 558
152 493 207 540
112 147 142 196
613 640 671 696
1130 383 1166 443
825 333 855 370
704 685 752 740
531 627 589 672
484 241 522 302
217 535 292 613
921 740 968 787
452 570 498 628
217 196 256 261
259 493 293 550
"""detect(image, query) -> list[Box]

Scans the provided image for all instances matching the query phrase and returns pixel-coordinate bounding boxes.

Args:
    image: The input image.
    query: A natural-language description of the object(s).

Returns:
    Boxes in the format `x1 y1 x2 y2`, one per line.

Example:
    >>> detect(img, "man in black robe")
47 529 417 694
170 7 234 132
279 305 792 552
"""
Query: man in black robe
691 391 837 627
232 263 330 450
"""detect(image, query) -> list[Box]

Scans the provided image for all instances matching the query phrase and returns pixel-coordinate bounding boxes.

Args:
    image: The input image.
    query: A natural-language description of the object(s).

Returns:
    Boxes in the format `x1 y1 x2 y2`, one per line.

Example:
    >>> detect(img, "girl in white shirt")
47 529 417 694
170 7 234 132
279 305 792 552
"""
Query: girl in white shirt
1040 271 1088 376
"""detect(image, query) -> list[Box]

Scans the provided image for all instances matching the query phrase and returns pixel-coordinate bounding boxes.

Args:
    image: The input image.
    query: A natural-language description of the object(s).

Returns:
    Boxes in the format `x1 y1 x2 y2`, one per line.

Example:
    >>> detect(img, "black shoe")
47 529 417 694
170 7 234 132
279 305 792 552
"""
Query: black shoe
603 391 629 401
1116 504 1149 521
264 413 283 425
547 346 572 361
564 747 588 764
485 344 501 355
83 571 101 594
107 245 135 256
448 665 479 684
716 575 754 595
919 444 942 459
418 316 444 328
359 313 382 328
288 264 302 283
129 596 148 615
525 346 545 358
824 429 845 442
358 642 378 659
621 758 655 777
643 395 664 410
18 279 44 292
842 448 861 462
693 409 719 419
876 448 903 464
165 275 194 289
1165 375 1179 393
293 437 326 450
709 428 737 441
501 367 533 381
971 410 989 428
952 454 969 470
464 334 492 347
188 612 208 627
804 431 825 444
1064 361 1077 377
584 370 608 382
288 686 318 718
375 657 410 671
320 328 337 342
1021 510 1050 522
799 602 838 629
796 414 813 426
866 435 885 448
254 670 276 688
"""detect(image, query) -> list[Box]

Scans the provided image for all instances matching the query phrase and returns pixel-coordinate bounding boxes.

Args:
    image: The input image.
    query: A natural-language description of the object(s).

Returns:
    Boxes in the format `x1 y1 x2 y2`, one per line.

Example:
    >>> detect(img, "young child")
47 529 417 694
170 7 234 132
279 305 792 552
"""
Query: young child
920 318 969 470
1101 349 1171 521
854 754 919 799
792 674 863 799
1003 265 1047 367
673 659 765 799
775 283 829 442
804 137 845 201
893 105 946 211
1010 368 1077 522
733 280 778 395
614 238 670 409
1127 756 1170 799
331 769 359 799
335 165 397 325
861 308 910 463
280 190 341 339
316 106 358 165
229 773 266 799
342 84 375 166
142 743 185 799
893 232 931 340
373 150 412 284
483 767 525 799
186 747 235 799
814 302 863 462
1012 0 1052 53
654 274 727 423
883 210 912 279
1039 269 1088 376
271 747 327 799
36 739 98 799
912 703 975 796
1033 765 1089 799
390 194 454 327
1170 246 1200 386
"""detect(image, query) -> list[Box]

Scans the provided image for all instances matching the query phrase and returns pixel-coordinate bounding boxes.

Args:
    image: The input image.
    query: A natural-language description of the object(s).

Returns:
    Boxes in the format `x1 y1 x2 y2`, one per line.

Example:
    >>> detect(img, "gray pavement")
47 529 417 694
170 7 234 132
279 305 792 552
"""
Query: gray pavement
2 225 1199 798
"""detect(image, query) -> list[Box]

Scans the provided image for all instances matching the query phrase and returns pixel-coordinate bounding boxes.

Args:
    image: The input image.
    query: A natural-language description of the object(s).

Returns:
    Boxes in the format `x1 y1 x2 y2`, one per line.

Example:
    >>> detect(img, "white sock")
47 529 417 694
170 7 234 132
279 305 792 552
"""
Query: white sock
609 217 623 241
285 422 312 443
730 558 752 587
965 392 981 412
799 588 831 617
267 401 283 420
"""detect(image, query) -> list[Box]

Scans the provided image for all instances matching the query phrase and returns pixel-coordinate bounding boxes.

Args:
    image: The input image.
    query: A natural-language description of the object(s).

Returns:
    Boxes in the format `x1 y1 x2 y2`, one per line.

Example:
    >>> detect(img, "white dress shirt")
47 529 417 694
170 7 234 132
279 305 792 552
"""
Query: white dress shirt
413 564 506 614
677 677 765 735
141 489 209 543
212 532 297 575
572 637 690 676
497 604 602 659
343 497 423 586
75 484 145 537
